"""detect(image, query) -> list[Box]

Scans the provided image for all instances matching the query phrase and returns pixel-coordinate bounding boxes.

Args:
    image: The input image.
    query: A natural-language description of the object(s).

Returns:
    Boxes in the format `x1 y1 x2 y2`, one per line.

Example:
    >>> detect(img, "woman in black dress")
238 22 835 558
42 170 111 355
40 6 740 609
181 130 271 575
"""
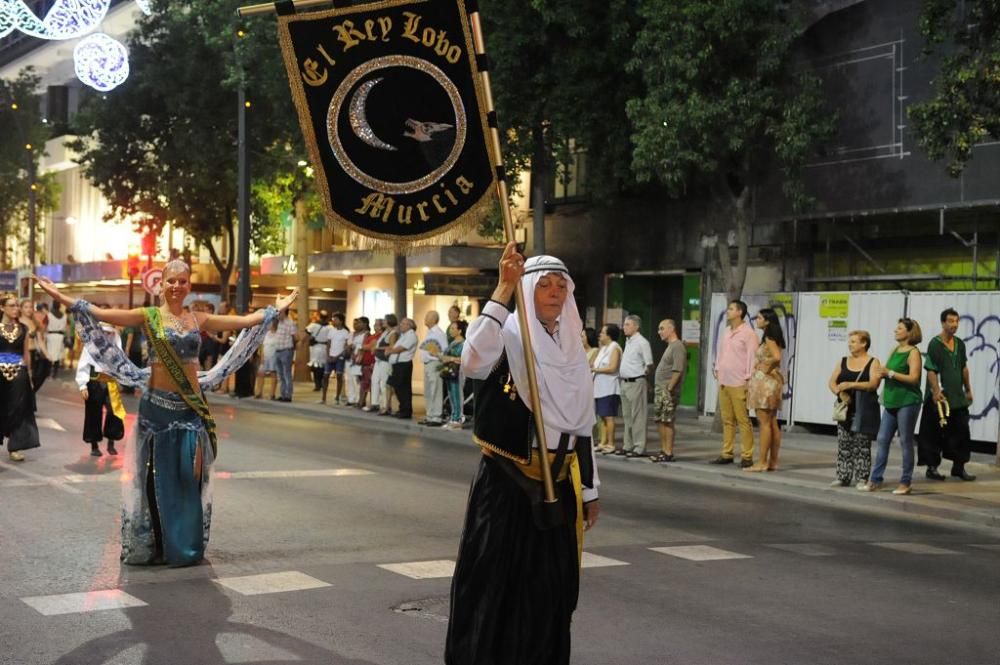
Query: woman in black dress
1 293 41 461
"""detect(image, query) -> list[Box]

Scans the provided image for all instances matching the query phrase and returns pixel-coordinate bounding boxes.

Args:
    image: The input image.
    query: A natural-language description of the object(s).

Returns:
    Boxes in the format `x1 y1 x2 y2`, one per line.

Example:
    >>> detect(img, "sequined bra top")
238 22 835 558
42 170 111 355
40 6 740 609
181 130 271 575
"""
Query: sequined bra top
0 322 26 356
148 327 202 364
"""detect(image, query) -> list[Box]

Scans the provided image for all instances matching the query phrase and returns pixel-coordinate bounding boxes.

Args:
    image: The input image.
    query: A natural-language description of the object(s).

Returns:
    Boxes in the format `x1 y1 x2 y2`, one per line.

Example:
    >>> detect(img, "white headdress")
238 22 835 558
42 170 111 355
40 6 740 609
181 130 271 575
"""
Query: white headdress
502 255 595 437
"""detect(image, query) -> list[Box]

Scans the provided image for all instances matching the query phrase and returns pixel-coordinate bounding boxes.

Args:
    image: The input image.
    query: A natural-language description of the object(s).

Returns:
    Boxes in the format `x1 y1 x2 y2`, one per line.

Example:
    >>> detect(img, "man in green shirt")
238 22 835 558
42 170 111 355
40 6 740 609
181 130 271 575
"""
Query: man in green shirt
917 308 975 481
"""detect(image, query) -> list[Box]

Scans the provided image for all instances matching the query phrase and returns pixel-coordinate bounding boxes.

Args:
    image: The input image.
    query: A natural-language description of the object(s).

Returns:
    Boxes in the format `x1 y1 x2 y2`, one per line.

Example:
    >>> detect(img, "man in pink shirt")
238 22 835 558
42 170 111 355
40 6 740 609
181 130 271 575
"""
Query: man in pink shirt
712 300 758 466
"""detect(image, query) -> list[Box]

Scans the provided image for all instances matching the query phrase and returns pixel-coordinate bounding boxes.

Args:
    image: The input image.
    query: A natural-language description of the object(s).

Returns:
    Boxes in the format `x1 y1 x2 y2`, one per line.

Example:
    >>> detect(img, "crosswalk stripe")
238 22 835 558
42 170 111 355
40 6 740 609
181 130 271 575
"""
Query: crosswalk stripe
649 545 752 561
378 560 456 579
36 417 66 432
767 543 836 557
581 552 630 568
21 589 147 616
871 542 961 555
213 571 331 596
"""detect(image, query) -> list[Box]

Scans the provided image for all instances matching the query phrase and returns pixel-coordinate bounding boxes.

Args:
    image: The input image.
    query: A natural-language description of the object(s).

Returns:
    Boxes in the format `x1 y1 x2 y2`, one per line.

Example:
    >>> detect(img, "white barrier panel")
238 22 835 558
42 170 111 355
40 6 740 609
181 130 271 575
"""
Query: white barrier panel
906 292 1000 443
703 293 797 420
791 291 907 427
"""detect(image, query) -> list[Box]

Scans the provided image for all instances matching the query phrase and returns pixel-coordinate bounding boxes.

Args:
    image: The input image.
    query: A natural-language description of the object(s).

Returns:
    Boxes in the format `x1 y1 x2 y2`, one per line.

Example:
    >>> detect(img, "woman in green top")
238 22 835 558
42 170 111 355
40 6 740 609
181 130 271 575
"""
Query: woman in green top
863 318 923 495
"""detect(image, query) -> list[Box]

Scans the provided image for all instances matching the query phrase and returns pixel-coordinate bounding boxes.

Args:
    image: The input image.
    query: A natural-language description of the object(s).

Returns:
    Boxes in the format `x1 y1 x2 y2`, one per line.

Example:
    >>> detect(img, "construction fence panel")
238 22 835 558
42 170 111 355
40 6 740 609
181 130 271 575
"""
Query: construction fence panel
790 291 908 427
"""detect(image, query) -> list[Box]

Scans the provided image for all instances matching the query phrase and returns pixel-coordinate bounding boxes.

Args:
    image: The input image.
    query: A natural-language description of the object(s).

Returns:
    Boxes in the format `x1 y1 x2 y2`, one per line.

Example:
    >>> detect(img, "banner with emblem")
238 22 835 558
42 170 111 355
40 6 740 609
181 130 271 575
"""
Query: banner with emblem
277 0 496 249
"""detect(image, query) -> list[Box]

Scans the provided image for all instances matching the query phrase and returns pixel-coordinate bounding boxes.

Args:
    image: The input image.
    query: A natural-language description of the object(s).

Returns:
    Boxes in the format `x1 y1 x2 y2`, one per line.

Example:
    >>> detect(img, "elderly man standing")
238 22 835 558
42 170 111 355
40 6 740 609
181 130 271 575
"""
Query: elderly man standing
446 243 600 665
618 314 653 458
419 310 448 427
386 317 418 419
712 300 757 466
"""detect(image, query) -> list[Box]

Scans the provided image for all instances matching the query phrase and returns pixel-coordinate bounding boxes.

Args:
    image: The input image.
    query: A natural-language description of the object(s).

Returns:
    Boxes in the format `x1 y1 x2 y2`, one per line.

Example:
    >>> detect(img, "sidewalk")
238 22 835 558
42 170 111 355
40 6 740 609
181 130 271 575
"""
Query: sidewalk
228 380 1000 532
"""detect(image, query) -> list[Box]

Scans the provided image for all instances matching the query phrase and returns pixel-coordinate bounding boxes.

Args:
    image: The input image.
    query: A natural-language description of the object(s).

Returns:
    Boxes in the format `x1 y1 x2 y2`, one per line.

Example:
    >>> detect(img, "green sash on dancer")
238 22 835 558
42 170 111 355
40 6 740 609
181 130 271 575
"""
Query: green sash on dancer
143 308 218 458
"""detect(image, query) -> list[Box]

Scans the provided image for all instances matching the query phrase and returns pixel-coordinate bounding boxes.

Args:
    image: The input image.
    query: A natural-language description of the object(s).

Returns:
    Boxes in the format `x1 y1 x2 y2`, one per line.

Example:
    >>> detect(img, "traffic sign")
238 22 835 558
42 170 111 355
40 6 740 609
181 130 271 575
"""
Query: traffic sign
141 268 163 296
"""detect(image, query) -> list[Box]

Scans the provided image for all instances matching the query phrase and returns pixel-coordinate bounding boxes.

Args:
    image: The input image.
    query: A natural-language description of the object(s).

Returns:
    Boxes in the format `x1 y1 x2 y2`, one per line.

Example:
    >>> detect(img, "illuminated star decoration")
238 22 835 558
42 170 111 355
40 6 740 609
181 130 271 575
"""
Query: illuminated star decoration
0 0 143 91
74 33 129 92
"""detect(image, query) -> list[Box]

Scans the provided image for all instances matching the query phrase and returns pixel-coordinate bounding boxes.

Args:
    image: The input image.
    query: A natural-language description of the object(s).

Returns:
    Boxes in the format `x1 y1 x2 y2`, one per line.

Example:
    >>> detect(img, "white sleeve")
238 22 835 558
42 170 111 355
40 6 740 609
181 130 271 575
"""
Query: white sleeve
76 348 94 391
461 301 510 380
582 439 600 502
643 338 654 367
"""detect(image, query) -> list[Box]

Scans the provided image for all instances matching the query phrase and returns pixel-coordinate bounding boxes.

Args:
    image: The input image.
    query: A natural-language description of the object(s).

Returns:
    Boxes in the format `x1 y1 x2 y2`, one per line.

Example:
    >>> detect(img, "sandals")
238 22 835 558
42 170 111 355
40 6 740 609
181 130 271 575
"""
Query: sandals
648 453 674 463
613 449 626 456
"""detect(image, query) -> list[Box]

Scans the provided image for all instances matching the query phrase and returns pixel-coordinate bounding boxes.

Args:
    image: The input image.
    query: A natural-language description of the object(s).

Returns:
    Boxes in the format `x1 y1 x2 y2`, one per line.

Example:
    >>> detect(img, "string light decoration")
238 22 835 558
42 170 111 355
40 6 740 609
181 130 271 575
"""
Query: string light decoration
74 32 129 92
0 0 155 91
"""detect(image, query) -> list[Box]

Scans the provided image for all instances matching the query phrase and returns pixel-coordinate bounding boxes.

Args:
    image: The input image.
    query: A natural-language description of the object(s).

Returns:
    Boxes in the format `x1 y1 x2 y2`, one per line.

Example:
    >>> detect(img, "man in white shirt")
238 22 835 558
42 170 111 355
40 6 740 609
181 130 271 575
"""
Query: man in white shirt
619 314 653 457
418 310 448 426
385 317 418 418
305 310 330 391
318 312 351 405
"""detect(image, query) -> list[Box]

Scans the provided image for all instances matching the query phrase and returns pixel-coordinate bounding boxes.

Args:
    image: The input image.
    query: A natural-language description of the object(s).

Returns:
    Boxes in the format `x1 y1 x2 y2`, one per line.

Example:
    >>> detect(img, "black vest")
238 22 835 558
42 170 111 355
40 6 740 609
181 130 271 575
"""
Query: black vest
473 351 534 464
472 351 595 489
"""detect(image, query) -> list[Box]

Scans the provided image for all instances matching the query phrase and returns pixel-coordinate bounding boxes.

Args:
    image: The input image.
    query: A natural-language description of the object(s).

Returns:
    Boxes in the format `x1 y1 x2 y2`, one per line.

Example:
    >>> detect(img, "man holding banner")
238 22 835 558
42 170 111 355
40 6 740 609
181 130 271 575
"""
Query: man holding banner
263 0 600 660
446 244 600 665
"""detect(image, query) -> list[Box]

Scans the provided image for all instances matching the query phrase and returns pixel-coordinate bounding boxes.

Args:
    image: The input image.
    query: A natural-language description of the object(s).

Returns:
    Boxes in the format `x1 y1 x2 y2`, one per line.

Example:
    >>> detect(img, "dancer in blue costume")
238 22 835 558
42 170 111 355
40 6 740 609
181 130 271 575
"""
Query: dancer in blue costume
36 262 298 566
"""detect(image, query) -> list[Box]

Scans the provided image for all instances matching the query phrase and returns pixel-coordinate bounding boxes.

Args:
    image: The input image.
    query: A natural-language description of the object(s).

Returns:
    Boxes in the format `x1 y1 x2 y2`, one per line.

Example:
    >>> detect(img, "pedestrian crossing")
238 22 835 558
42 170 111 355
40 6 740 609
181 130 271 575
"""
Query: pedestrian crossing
16 542 997 616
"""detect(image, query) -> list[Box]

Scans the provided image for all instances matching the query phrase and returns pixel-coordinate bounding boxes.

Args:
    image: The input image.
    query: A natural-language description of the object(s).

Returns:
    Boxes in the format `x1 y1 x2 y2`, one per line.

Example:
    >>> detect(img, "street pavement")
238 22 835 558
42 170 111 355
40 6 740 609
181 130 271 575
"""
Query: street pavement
1 379 998 665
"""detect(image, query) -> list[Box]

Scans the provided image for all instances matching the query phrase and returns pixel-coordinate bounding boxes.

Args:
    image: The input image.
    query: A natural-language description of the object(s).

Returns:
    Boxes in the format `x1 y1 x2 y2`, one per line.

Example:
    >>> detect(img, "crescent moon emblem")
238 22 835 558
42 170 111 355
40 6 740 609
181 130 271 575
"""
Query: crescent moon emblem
350 78 397 151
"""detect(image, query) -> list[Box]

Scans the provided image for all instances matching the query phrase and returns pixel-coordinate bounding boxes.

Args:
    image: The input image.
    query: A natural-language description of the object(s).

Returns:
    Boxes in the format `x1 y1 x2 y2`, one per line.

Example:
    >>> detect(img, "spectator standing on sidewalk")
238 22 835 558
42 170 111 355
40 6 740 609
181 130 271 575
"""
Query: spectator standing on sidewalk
618 315 653 458
592 324 622 454
419 310 448 427
827 330 881 488
306 310 330 392
438 320 467 429
650 319 686 463
365 319 386 412
918 308 977 482
255 319 279 400
386 317 418 419
46 300 68 377
375 315 399 415
273 308 298 403
864 318 923 495
318 313 351 405
712 300 757 467
345 318 367 406
745 309 786 472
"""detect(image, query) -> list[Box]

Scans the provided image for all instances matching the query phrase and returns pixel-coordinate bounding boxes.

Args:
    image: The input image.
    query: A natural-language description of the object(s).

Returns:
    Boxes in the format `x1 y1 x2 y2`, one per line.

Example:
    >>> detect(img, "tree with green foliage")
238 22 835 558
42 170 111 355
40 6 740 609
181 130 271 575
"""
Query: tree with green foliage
626 0 834 301
481 0 637 247
0 68 60 269
909 0 1000 176
68 0 308 296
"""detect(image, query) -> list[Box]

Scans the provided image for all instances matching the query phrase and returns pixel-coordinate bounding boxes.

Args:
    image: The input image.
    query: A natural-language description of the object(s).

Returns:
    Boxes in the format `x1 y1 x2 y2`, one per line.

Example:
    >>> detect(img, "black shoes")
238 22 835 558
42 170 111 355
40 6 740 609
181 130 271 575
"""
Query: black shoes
951 466 977 481
90 444 102 457
925 466 946 481
740 458 754 468
710 456 734 465
107 443 118 456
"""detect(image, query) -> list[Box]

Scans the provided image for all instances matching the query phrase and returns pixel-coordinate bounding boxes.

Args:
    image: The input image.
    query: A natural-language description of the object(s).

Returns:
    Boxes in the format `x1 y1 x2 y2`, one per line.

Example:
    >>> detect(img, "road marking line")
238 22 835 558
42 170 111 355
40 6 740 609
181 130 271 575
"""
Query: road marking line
21 589 147 616
871 542 961 555
36 417 66 432
767 543 836 557
649 545 752 561
214 571 331 596
378 560 456 579
969 544 1000 552
581 552 630 568
0 468 374 491
0 461 82 494
213 469 374 479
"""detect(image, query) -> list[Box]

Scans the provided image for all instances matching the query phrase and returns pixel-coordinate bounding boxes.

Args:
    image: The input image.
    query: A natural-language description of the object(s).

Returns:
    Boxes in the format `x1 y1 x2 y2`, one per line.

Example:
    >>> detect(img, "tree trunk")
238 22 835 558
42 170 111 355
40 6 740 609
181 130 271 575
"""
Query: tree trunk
294 198 311 381
204 232 233 303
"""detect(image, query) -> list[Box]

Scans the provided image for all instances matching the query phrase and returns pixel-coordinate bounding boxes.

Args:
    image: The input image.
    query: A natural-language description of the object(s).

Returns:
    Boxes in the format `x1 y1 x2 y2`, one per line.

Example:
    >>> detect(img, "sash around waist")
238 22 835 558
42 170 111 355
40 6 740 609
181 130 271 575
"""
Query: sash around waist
482 448 576 482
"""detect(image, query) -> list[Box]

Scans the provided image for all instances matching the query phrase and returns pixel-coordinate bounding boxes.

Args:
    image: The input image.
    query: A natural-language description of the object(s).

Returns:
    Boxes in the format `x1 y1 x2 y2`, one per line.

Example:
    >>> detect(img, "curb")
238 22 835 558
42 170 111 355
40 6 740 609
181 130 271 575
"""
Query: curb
221 394 1000 534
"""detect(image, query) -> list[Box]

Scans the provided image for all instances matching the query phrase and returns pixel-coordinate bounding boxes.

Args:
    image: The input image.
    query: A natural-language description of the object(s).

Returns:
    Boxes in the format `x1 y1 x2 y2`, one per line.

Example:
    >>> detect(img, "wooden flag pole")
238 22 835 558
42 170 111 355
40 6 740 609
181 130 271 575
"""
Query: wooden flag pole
467 9 557 505
236 0 332 17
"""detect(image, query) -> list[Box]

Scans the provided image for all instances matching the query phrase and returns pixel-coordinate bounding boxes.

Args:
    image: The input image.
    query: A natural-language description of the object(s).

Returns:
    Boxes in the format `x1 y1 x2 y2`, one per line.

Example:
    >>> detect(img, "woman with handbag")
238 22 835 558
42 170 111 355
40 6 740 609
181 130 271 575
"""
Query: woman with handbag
863 318 924 495
828 330 881 488
438 320 467 430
